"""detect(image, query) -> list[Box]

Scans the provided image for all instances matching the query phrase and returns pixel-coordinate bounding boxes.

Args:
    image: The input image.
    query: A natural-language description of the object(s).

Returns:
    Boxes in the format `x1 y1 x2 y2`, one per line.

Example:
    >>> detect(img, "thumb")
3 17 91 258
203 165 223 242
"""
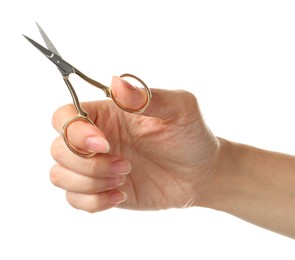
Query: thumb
111 75 149 112
142 88 197 120
111 76 199 121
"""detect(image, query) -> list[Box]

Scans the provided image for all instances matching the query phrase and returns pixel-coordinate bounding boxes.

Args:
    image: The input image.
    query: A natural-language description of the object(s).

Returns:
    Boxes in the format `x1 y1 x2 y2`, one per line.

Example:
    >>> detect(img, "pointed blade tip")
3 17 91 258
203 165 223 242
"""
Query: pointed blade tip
23 34 53 58
35 23 61 57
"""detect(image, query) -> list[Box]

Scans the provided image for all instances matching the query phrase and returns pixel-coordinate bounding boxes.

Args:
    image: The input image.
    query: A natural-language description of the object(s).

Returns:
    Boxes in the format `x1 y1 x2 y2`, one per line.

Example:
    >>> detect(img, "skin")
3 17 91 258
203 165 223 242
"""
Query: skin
50 76 295 239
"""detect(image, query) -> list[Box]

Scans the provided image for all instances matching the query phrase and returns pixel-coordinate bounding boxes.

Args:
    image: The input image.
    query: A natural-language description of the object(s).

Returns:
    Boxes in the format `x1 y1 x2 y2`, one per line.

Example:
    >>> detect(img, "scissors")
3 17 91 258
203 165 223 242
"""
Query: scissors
23 23 152 158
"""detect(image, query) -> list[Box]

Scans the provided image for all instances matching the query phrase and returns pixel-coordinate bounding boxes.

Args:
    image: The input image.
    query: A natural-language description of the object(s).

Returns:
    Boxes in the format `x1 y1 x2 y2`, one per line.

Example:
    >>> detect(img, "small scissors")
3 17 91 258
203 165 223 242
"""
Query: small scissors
23 23 152 158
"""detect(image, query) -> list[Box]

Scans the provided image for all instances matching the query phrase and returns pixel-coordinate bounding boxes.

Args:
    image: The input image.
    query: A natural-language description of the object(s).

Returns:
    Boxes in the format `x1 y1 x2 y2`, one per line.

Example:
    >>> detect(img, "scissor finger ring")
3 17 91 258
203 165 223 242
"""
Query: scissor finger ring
61 115 96 158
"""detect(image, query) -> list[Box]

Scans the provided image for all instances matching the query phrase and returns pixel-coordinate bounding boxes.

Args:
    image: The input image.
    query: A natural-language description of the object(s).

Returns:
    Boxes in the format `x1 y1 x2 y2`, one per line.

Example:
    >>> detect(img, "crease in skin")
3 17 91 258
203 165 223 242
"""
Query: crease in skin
123 129 195 210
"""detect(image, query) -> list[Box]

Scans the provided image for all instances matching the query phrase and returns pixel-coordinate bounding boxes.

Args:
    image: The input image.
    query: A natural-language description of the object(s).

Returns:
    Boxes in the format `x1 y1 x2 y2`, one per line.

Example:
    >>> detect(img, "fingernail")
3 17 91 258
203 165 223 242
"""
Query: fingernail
108 176 126 187
110 159 132 175
112 75 138 90
85 136 110 153
109 191 127 205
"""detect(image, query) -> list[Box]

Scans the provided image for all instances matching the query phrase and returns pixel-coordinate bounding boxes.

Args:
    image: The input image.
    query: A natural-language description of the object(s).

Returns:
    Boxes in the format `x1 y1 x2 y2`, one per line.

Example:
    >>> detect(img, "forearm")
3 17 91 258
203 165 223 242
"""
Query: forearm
199 138 295 238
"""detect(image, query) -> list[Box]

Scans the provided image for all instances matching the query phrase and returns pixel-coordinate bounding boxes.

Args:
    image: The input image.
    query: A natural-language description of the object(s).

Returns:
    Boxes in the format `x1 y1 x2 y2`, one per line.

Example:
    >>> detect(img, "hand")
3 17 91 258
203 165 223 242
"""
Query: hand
50 76 220 212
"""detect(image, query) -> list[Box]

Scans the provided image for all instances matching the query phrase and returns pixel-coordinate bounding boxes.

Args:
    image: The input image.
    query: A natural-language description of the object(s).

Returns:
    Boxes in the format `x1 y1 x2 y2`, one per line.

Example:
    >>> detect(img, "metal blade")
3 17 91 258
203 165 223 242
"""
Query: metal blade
23 34 75 76
36 22 62 57
23 34 53 57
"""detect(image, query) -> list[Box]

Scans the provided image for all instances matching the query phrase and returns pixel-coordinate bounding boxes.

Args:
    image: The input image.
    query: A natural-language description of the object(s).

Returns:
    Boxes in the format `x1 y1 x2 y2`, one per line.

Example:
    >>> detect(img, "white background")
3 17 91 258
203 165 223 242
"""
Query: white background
1 0 295 259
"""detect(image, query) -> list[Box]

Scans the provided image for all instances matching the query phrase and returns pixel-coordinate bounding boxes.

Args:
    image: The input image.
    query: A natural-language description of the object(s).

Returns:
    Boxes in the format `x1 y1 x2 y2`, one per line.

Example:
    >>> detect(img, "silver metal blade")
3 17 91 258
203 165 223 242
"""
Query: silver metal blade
23 34 53 57
36 22 62 57
23 34 75 76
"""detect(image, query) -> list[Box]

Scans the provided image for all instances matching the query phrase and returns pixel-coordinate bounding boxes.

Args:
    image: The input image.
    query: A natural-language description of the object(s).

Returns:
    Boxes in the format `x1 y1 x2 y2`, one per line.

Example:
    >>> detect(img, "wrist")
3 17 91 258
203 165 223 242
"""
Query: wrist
197 137 237 210
197 137 295 238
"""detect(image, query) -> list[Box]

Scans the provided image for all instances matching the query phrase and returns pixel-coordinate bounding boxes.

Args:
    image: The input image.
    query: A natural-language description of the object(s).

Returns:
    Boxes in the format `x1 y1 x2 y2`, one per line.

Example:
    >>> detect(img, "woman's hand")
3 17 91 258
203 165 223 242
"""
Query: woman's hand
50 76 220 212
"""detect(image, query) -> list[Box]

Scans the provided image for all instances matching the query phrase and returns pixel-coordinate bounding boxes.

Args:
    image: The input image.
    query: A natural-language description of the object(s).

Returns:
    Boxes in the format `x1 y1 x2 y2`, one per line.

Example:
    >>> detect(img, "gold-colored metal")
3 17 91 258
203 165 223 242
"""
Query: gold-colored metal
63 76 88 117
61 72 151 158
75 68 112 98
24 24 152 158
116 74 152 113
62 115 96 158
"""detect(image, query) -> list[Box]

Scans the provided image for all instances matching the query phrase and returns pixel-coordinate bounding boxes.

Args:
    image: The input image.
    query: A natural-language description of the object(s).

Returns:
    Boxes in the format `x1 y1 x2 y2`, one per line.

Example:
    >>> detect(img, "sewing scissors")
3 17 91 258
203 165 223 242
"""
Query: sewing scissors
23 23 152 158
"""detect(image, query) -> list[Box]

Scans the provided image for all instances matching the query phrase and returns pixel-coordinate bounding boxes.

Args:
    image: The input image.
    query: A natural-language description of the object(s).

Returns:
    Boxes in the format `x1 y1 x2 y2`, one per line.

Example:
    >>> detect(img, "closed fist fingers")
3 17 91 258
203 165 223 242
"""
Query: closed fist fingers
66 190 128 213
51 137 132 178
50 164 127 194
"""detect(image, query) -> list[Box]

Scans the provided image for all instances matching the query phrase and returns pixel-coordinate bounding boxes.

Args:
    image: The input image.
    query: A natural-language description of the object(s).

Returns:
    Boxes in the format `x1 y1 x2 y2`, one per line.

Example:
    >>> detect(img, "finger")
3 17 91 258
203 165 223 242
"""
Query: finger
66 190 127 213
111 75 149 111
142 88 201 120
52 104 110 154
52 100 113 132
50 164 126 193
51 137 132 177
111 76 200 120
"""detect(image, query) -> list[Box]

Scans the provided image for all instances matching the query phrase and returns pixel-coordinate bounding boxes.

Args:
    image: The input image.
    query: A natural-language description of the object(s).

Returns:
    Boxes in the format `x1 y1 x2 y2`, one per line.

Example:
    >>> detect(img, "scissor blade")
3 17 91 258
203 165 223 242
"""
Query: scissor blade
23 34 53 58
23 34 75 76
36 22 61 57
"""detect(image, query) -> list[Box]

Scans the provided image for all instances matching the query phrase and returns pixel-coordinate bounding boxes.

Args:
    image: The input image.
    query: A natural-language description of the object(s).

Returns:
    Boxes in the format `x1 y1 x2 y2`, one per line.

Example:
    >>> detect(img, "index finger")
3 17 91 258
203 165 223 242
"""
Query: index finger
52 103 110 155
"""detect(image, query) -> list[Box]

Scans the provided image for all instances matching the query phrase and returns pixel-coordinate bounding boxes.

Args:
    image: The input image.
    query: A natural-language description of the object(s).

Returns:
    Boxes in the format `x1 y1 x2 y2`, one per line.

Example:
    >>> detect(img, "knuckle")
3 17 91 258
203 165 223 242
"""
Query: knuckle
50 165 60 186
66 192 79 210
52 104 75 129
88 159 101 177
50 138 63 162
51 109 59 129
66 192 105 213
176 90 200 120
86 196 106 213
178 90 198 108
88 179 101 194
85 206 99 214
87 157 108 177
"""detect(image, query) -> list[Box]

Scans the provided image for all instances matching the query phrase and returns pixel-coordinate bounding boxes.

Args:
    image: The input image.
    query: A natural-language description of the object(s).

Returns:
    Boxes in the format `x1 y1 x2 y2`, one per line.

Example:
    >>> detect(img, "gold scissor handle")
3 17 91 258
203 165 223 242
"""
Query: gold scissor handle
114 73 152 113
61 115 96 158
62 73 152 158
75 70 152 114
